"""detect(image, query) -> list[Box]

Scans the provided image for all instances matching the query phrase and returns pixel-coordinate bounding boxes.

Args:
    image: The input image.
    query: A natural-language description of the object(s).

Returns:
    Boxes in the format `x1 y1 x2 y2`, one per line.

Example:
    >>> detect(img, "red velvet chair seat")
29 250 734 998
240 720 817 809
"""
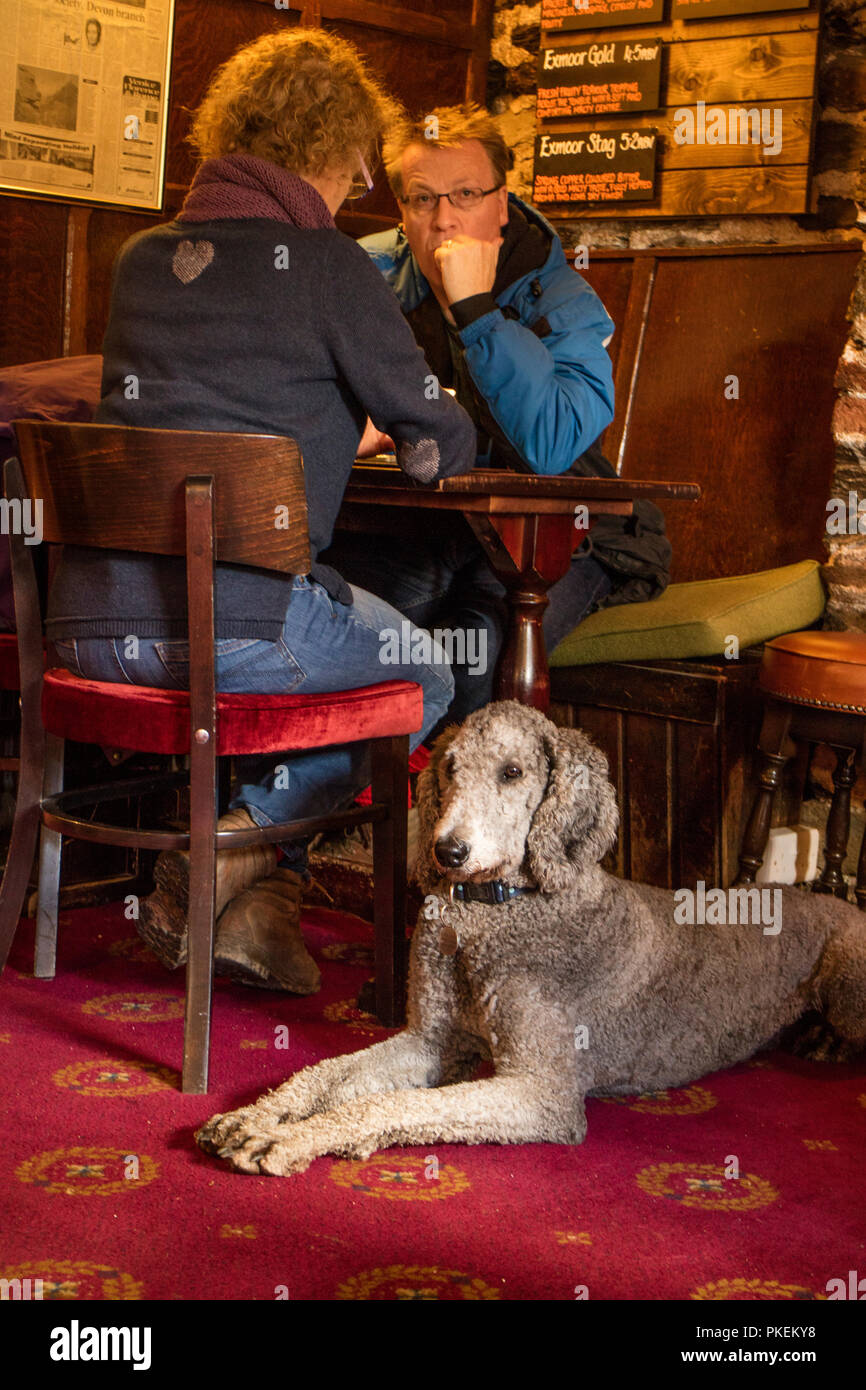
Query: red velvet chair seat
41 668 423 756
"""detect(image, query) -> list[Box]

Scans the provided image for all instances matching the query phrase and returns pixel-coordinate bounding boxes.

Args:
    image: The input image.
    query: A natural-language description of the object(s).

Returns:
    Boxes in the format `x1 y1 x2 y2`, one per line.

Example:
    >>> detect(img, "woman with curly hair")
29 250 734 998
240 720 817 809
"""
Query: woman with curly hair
48 29 475 991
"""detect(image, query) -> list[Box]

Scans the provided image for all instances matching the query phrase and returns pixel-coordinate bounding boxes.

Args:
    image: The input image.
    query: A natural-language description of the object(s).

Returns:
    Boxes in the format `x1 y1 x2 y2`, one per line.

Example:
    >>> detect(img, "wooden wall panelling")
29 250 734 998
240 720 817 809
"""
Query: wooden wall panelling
1 198 68 367
577 255 636 379
85 209 165 354
538 2 821 218
331 22 473 233
165 0 297 199
601 256 655 469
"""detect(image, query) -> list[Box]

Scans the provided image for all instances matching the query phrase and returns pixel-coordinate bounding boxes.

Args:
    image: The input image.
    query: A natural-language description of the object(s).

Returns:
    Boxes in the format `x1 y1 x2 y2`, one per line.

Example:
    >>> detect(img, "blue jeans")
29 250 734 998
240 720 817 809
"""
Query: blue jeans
322 519 612 726
53 577 454 869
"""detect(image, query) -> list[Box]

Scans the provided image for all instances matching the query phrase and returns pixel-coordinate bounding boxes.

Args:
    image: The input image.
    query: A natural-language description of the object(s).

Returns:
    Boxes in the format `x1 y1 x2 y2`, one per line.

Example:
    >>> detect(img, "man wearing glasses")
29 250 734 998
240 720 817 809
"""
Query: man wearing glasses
324 104 670 736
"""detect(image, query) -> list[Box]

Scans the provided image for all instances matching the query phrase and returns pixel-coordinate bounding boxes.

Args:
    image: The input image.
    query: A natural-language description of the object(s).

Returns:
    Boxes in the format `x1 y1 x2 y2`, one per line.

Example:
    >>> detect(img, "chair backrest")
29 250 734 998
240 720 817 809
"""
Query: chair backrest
4 422 313 775
10 421 310 573
580 244 860 582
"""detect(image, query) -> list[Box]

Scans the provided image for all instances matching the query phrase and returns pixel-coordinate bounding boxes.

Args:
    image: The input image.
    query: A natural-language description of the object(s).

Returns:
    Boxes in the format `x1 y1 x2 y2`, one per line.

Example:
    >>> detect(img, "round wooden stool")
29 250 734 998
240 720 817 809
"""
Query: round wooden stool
736 630 866 907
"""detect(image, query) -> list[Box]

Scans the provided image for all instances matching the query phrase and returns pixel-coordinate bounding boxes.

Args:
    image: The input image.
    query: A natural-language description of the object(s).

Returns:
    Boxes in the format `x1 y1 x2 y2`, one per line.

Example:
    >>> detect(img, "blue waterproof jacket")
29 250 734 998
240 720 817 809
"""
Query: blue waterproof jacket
360 194 615 476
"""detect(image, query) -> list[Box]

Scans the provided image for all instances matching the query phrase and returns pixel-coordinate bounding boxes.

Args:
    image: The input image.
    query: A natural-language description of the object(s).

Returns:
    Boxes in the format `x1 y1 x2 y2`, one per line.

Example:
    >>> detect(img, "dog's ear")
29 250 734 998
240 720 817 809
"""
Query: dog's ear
412 723 460 893
526 724 618 891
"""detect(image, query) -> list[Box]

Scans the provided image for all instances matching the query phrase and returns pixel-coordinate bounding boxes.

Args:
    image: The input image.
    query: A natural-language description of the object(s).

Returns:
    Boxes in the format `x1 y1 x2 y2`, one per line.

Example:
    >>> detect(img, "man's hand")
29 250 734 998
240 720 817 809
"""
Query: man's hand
357 417 395 457
433 234 503 309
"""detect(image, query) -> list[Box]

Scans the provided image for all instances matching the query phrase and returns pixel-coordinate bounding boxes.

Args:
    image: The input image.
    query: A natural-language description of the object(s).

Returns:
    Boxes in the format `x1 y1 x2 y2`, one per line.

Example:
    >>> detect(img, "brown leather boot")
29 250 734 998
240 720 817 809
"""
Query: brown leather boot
153 807 276 916
136 886 189 969
137 807 277 969
214 867 321 994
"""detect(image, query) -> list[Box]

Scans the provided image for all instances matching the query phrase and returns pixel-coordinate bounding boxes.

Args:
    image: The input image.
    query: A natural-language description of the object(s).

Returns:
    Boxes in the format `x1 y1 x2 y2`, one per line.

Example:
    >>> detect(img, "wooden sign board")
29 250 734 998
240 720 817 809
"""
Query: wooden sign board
537 4 820 217
538 39 662 117
541 0 664 31
534 128 657 203
672 0 809 17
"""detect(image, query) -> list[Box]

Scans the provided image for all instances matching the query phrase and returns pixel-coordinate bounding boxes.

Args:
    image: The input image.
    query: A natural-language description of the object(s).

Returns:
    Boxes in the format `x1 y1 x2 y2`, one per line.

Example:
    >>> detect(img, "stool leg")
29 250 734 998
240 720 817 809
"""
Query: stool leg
814 745 857 900
371 734 409 1027
855 825 866 911
736 704 794 885
34 735 65 978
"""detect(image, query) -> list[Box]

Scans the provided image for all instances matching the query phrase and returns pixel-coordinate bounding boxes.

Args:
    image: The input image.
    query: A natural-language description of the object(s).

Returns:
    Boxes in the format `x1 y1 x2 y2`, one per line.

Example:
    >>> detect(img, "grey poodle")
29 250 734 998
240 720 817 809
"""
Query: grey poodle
196 701 866 1176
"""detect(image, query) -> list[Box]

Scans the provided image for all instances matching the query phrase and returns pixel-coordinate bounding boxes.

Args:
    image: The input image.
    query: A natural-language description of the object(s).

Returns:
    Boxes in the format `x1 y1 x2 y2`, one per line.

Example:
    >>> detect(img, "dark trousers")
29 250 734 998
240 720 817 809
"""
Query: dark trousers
322 516 612 733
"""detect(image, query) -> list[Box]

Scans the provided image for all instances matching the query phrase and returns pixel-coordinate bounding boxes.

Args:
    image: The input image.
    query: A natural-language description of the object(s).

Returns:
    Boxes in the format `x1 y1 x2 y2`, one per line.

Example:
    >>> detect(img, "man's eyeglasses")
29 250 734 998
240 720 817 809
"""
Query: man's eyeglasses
344 152 375 201
400 186 503 214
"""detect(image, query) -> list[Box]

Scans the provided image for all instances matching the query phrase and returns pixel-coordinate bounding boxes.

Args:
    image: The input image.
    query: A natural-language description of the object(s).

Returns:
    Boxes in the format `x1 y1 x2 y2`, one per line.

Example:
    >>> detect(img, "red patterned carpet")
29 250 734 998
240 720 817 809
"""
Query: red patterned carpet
2 900 865 1302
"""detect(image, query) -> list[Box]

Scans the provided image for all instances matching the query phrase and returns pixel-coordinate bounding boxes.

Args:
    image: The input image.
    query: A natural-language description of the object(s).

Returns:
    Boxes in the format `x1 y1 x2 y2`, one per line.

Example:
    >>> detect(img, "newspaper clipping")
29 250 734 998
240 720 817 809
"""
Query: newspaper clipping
1 0 174 210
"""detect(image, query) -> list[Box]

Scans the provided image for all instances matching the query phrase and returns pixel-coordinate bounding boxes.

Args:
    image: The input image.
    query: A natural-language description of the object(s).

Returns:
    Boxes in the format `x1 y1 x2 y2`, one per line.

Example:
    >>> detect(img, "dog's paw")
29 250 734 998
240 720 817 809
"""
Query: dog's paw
196 1106 259 1155
791 1022 857 1064
226 1130 319 1177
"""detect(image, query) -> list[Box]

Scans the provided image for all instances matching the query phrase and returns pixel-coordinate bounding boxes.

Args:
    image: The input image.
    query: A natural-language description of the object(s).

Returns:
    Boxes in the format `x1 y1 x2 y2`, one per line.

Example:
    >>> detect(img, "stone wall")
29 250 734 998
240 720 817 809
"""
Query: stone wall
824 256 866 630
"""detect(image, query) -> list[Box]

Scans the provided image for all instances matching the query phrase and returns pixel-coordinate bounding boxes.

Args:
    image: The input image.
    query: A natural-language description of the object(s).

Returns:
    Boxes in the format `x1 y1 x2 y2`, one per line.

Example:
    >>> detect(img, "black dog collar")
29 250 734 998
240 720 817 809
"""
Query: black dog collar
448 881 537 906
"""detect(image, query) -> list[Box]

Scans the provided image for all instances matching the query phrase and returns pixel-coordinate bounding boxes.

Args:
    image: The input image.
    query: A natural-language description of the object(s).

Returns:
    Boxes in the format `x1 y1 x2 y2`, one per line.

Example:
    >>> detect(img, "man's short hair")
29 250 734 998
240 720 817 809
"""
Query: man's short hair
383 104 510 200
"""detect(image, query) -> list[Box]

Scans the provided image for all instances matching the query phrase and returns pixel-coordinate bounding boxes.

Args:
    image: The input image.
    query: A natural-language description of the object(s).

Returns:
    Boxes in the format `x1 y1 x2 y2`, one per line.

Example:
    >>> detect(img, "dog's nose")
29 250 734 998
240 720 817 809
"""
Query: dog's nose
434 835 470 869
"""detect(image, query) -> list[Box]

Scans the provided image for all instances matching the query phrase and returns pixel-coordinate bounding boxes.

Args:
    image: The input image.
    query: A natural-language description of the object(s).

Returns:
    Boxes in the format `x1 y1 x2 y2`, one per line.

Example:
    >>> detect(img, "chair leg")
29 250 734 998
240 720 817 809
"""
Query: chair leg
0 698 46 973
34 735 65 978
814 745 857 900
735 702 794 885
182 756 218 1094
370 735 409 1027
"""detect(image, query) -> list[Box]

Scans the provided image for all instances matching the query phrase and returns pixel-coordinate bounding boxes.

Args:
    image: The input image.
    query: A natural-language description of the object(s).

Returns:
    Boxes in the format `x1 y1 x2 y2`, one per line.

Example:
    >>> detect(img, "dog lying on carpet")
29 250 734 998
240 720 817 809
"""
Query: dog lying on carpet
196 701 866 1176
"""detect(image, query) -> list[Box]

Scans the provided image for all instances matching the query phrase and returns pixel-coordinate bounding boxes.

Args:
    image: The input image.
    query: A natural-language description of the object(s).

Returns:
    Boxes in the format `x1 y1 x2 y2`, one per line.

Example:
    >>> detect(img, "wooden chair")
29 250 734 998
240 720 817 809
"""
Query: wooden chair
0 422 421 1092
736 630 866 906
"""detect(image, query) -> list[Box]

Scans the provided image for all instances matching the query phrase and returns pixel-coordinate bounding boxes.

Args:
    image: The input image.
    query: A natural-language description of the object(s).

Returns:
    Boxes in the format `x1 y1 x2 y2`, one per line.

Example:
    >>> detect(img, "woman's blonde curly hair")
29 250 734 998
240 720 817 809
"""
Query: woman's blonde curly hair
188 28 402 176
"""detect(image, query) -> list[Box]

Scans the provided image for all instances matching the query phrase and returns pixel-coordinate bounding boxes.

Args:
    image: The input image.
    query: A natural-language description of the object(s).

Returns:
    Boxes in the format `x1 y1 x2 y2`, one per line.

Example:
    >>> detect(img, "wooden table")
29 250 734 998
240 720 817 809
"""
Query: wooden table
339 462 700 710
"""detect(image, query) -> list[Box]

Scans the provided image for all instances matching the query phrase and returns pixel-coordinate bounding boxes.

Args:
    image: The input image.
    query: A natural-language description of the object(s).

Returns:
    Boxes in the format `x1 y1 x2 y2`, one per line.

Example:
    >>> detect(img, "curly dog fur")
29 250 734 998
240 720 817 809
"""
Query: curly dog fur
197 701 866 1175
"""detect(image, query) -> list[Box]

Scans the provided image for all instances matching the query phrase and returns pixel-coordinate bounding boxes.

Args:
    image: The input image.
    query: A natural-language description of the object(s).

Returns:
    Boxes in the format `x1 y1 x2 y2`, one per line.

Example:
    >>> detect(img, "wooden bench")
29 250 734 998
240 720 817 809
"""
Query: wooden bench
550 243 861 889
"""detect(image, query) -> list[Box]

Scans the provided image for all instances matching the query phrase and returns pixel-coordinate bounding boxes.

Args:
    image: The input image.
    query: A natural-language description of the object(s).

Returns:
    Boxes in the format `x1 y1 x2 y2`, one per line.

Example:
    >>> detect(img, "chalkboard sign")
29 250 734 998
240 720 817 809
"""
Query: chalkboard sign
533 128 657 203
537 39 662 117
541 0 665 32
672 0 809 16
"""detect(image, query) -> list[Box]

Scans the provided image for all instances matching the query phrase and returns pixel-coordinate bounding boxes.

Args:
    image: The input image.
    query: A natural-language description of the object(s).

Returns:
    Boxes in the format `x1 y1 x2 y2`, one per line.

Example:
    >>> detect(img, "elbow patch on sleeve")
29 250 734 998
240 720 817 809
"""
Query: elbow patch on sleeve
398 437 441 483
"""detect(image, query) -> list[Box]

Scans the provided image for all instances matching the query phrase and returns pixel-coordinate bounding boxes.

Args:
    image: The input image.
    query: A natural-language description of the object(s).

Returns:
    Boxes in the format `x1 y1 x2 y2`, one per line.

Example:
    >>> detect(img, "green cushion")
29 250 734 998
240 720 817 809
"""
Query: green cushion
550 560 826 667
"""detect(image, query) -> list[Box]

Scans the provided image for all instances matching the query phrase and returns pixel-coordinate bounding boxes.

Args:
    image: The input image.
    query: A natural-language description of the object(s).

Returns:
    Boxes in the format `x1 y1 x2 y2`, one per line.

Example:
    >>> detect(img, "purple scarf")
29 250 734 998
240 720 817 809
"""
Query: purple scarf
177 153 334 230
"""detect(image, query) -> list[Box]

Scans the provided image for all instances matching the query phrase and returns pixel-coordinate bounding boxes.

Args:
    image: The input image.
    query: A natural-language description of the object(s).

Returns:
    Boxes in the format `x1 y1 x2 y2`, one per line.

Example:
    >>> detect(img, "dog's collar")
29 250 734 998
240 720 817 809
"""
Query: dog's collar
447 880 537 907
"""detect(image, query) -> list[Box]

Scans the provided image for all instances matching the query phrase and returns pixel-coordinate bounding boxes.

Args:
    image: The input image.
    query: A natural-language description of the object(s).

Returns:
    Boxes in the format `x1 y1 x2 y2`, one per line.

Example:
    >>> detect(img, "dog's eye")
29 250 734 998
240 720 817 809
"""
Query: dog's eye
502 764 523 781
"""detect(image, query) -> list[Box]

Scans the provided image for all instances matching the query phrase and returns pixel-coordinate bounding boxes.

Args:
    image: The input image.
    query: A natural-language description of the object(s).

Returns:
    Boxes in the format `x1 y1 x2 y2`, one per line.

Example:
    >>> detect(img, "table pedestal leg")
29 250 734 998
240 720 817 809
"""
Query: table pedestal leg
466 511 579 713
494 583 550 710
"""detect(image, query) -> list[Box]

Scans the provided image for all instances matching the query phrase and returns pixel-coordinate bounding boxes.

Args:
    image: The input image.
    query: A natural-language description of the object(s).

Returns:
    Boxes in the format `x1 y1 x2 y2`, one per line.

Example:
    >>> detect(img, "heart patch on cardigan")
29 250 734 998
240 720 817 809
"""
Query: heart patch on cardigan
172 240 214 284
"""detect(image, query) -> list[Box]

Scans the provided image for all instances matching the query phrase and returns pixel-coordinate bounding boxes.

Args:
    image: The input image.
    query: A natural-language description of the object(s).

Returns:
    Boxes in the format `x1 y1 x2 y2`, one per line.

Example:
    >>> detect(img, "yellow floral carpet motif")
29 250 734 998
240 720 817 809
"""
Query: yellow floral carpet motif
52 1059 177 1095
602 1085 717 1116
81 991 184 1022
0 1260 143 1300
636 1163 778 1211
330 1155 470 1200
16 1147 160 1197
336 1265 500 1300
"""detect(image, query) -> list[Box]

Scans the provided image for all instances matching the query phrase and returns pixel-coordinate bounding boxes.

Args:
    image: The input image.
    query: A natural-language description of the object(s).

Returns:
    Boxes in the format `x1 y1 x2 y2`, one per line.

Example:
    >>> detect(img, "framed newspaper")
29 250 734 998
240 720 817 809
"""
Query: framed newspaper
1 0 175 212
